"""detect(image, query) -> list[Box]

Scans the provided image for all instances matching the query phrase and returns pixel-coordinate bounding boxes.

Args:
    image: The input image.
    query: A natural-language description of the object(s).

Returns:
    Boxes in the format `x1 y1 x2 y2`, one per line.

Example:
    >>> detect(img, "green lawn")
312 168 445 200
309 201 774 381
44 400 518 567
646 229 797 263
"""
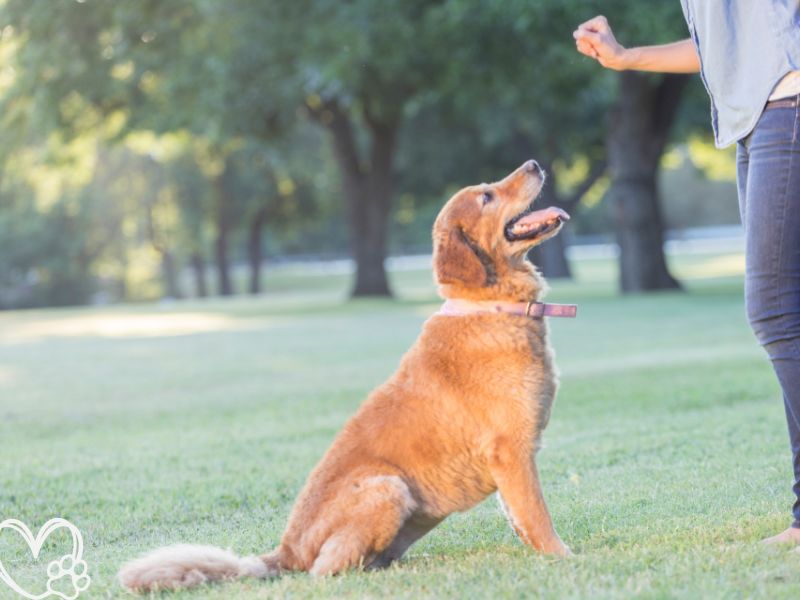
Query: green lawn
2 249 800 599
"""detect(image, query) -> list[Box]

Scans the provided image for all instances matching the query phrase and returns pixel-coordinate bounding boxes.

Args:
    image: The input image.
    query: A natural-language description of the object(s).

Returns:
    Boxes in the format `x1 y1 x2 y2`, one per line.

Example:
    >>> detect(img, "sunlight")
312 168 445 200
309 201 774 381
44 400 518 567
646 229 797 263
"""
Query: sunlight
679 253 745 279
0 366 17 386
0 312 259 344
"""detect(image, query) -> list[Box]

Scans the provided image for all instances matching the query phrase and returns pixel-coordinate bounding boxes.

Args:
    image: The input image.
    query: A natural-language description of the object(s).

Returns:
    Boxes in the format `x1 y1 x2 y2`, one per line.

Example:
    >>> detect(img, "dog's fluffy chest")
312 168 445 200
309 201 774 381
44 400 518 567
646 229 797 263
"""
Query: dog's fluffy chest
376 314 558 515
421 313 557 404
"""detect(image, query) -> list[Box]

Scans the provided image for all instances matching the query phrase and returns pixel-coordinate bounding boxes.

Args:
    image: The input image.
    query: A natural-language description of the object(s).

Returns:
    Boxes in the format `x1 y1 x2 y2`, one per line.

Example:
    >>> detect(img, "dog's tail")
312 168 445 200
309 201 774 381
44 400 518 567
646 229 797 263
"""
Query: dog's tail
118 544 277 593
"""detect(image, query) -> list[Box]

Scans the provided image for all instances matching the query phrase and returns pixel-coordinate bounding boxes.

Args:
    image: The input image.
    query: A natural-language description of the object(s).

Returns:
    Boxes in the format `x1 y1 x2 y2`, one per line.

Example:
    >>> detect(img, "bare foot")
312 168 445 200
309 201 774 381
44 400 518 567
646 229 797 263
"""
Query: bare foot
761 527 800 546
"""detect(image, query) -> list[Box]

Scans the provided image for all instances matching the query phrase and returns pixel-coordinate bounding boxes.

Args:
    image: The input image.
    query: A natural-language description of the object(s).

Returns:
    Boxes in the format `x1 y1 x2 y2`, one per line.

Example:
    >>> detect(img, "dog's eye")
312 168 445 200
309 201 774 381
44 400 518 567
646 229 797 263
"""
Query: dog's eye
480 191 494 205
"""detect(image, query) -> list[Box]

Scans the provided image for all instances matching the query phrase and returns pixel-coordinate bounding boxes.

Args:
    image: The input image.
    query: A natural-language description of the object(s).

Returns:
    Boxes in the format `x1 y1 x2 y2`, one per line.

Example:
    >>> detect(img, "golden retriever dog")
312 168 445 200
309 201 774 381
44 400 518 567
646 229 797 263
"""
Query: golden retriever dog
119 159 574 593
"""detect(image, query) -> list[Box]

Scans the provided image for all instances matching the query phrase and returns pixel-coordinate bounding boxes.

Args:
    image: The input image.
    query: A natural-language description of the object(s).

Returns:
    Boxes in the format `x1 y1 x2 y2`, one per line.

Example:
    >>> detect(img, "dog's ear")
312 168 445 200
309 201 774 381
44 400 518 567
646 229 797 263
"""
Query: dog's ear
434 228 495 287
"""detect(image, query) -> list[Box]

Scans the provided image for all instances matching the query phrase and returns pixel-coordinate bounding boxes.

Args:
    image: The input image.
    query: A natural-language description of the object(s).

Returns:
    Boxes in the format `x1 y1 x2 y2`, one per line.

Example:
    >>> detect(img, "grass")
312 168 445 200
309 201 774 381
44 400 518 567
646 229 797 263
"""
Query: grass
2 248 800 599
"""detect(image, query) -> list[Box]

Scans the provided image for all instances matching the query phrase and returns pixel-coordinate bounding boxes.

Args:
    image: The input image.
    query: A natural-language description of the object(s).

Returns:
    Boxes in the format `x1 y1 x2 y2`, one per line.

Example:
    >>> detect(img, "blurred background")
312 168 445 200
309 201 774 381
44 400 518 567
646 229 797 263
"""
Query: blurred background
0 0 739 309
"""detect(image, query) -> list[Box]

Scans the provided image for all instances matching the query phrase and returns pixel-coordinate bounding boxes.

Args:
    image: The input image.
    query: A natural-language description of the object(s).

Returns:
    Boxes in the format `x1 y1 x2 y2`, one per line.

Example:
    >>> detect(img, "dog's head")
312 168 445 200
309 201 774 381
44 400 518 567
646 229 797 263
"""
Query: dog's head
432 160 569 301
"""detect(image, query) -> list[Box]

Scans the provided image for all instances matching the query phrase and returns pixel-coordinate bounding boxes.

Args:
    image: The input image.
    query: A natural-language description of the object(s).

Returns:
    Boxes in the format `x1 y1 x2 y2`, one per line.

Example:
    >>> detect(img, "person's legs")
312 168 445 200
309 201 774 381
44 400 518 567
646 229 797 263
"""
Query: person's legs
739 99 800 543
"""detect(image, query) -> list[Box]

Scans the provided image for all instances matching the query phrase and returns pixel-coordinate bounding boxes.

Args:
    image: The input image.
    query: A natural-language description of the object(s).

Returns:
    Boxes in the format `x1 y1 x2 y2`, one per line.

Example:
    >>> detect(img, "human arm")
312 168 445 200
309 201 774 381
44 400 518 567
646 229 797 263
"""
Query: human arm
573 15 700 74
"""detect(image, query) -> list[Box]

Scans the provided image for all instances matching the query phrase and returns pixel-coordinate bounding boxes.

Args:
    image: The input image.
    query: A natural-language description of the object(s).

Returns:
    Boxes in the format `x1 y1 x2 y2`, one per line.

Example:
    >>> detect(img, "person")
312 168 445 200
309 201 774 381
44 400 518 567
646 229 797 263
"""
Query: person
573 4 800 546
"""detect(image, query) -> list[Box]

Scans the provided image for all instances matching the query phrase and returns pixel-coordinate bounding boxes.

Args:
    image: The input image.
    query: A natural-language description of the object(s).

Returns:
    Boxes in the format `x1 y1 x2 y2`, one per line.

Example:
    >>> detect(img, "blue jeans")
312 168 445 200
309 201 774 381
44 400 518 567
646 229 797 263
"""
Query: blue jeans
737 96 800 528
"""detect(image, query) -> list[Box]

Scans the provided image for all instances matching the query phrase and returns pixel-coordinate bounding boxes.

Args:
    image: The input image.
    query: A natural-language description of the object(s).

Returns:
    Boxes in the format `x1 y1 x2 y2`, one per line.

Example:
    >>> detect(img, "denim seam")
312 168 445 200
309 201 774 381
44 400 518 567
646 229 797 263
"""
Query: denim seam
794 100 800 144
764 127 790 339
786 104 800 364
777 104 800 364
775 132 791 321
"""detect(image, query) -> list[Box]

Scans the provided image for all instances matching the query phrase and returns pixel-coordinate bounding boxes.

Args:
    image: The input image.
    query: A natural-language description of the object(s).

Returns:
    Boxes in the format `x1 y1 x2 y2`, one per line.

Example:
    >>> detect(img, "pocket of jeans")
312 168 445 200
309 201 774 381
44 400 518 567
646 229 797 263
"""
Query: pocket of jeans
752 106 796 149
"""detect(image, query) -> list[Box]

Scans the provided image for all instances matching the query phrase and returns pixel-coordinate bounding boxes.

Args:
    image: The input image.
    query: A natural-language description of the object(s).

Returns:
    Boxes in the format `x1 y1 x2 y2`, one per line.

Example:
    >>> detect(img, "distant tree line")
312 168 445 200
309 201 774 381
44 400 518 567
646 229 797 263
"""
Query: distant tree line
0 0 710 309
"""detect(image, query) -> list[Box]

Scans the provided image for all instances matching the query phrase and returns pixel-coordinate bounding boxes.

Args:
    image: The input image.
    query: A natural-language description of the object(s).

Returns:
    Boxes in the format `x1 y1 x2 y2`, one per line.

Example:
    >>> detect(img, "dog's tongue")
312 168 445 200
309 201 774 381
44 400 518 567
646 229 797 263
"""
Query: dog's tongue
511 206 570 235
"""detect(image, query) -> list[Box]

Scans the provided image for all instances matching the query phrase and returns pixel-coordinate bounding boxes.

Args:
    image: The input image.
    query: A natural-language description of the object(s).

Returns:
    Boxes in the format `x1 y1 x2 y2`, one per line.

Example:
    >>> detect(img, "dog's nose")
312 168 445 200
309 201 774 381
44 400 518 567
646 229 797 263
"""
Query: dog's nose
523 160 541 174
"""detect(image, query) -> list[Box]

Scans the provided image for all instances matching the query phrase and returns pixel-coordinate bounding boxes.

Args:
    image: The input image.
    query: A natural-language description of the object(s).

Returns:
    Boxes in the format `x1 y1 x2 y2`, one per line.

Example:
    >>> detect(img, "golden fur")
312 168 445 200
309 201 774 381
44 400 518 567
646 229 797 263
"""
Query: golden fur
118 160 570 593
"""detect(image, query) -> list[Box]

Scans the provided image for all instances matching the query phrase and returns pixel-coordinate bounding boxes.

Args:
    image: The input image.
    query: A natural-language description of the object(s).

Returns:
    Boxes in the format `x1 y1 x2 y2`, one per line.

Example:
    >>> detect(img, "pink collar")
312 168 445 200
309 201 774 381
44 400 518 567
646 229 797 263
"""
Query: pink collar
437 299 577 319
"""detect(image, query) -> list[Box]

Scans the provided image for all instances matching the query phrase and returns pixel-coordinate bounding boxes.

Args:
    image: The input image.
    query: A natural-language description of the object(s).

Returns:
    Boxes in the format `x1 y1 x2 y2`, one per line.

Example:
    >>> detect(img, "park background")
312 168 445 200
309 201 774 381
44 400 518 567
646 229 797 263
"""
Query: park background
1 1 799 599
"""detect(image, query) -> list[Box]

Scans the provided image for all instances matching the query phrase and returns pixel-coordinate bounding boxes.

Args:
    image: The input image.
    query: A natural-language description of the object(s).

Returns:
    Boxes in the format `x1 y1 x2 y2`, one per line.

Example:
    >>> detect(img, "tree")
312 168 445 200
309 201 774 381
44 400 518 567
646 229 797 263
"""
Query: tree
0 142 131 308
589 1 703 292
387 0 612 279
419 0 700 288
0 1 244 297
167 153 213 298
230 0 613 291
233 1 451 296
607 72 688 291
217 132 327 296
0 0 708 302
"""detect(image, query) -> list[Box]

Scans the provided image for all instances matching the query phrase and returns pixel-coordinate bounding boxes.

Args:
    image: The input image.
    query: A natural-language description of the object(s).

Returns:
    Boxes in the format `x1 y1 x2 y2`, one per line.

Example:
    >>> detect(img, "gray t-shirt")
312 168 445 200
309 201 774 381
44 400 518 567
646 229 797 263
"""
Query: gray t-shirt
680 0 800 148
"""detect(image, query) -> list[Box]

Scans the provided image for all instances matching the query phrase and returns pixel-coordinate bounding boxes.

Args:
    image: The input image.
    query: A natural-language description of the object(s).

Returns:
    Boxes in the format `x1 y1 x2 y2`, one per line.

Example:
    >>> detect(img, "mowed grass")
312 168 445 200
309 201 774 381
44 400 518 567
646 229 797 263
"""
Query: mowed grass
2 249 800 599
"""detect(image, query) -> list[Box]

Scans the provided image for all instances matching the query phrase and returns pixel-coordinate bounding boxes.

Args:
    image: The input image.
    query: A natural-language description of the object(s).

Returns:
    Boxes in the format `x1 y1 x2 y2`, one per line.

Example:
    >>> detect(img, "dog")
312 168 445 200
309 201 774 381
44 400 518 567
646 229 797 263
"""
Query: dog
119 159 573 593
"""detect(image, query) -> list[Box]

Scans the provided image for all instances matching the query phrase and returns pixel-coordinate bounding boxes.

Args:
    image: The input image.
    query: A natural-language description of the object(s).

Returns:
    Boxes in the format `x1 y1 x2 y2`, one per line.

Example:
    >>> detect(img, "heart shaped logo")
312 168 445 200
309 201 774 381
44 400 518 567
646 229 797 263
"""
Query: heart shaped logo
0 518 91 600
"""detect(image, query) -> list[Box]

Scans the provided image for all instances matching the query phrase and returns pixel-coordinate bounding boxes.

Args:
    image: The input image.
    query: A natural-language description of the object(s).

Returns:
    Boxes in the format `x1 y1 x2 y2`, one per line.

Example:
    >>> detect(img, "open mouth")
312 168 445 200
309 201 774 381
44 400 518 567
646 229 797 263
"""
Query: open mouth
504 205 570 242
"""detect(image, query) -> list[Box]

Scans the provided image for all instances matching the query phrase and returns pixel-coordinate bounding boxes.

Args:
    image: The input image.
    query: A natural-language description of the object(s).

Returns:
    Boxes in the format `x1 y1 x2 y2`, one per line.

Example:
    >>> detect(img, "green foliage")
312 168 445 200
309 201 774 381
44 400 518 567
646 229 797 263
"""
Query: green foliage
0 190 97 308
0 0 716 306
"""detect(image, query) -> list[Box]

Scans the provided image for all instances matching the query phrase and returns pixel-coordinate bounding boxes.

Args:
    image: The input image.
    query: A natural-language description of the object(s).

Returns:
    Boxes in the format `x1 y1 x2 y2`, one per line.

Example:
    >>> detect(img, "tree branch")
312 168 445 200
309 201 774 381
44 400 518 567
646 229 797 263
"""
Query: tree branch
306 98 364 182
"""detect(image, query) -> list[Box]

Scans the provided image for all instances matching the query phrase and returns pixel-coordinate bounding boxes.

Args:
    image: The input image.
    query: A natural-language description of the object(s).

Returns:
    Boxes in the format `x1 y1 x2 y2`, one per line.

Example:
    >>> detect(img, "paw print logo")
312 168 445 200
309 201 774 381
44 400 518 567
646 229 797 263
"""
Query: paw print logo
0 518 91 600
46 555 91 600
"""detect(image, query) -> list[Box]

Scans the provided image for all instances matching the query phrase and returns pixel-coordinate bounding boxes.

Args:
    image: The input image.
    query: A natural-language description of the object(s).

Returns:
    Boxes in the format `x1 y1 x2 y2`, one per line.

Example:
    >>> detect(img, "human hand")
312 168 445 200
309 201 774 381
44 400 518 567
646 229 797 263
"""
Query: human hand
573 15 630 71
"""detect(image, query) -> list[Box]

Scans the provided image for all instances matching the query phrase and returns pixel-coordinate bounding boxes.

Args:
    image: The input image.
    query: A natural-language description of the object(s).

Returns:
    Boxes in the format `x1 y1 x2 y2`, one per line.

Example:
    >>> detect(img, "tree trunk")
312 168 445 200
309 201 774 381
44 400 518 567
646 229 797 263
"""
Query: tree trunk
352 121 394 297
144 198 182 300
322 100 395 297
612 176 677 292
248 207 267 295
190 252 208 298
160 250 181 299
213 170 234 296
607 72 687 293
349 193 392 296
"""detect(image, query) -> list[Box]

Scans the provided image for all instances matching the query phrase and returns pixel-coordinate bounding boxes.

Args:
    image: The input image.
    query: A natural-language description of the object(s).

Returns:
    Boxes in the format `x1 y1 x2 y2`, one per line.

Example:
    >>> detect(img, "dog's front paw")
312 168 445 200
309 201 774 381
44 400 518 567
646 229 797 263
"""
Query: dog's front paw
542 538 572 558
46 554 91 599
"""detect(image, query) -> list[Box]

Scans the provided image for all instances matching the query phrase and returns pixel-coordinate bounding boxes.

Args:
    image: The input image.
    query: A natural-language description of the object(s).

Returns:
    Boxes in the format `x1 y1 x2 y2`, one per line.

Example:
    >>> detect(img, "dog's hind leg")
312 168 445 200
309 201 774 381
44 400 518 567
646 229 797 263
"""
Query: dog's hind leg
309 474 417 576
366 514 442 570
